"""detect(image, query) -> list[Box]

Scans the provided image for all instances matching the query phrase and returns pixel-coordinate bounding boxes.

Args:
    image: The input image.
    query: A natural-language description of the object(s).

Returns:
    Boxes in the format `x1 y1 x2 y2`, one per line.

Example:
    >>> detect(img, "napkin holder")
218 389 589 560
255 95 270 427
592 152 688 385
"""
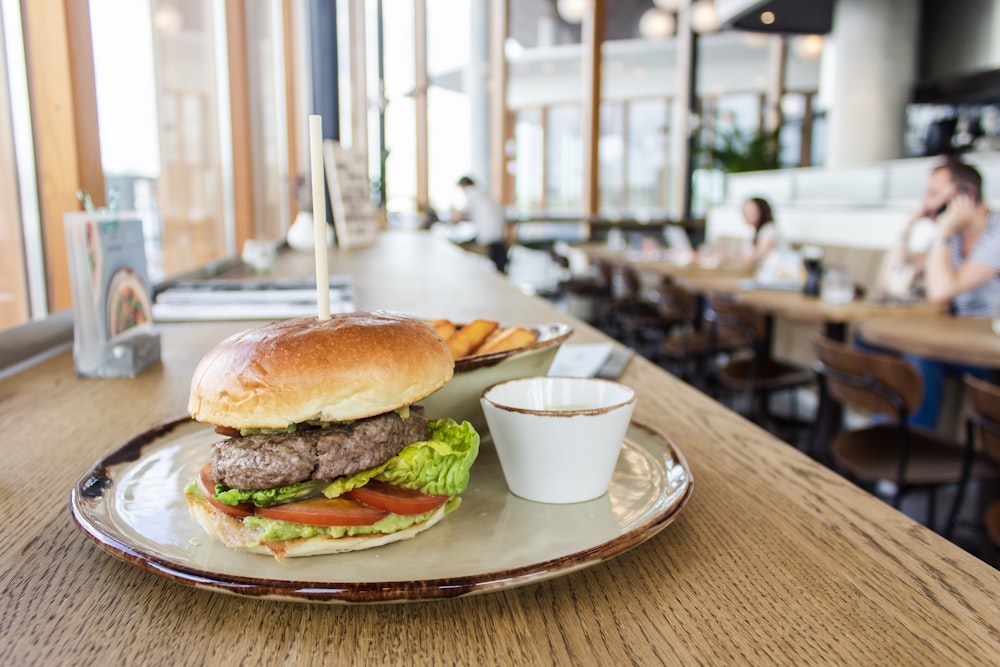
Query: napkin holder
64 211 160 378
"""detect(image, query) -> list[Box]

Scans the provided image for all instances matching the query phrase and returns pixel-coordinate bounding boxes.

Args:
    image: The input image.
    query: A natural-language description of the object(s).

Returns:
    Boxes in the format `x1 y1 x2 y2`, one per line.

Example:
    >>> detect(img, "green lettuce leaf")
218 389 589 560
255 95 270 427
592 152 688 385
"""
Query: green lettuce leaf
322 418 480 499
214 479 329 507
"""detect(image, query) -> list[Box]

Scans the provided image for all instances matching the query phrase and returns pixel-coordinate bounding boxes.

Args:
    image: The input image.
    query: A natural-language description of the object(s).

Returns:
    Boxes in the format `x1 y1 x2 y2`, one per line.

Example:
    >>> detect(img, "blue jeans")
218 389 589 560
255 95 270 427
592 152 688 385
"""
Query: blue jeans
902 354 989 429
855 336 989 429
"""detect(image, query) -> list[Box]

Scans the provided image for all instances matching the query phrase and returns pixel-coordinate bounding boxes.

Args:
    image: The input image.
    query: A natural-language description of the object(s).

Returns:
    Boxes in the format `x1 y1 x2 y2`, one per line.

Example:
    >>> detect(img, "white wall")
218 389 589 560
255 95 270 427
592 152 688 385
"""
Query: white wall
707 152 1000 249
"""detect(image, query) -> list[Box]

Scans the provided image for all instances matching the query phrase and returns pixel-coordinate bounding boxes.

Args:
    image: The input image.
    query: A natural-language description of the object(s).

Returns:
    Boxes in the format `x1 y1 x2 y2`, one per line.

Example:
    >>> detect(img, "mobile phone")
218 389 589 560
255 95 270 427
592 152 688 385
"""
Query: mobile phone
934 184 977 216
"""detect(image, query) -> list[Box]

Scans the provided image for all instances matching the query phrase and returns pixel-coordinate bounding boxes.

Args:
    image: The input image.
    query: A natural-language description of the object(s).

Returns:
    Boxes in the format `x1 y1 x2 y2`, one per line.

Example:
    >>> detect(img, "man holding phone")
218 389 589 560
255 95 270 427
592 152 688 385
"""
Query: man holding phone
922 161 1000 316
874 158 1000 428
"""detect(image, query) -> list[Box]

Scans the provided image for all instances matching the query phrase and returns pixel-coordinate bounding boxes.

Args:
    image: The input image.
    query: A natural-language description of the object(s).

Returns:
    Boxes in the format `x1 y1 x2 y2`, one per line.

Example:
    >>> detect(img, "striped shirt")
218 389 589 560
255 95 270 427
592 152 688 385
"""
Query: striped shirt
949 210 1000 317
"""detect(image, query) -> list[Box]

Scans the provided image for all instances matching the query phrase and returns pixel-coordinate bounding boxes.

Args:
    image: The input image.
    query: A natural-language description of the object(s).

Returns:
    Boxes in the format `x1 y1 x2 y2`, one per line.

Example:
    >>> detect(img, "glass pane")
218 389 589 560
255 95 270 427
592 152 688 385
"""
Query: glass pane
91 0 229 281
244 0 288 242
428 86 470 215
545 104 581 211
0 10 29 328
514 109 544 212
427 0 471 218
381 0 416 220
778 92 804 167
598 102 624 213
626 99 668 214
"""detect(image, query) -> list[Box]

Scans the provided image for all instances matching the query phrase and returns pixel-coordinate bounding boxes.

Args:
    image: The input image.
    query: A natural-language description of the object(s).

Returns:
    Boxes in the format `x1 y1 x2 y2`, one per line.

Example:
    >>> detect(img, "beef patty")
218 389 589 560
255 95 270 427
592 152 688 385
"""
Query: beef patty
211 406 428 489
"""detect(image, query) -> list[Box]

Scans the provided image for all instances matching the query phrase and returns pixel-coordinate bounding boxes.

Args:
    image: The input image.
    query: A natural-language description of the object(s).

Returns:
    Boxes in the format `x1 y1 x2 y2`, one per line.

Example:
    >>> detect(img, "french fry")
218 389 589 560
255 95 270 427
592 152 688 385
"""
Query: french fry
475 327 539 355
446 319 499 358
428 319 456 340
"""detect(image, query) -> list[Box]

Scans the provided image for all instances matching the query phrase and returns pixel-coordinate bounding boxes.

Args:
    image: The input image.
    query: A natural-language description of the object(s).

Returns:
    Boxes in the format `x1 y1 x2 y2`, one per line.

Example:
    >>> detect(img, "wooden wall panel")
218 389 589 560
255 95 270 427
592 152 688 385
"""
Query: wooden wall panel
20 0 105 312
226 0 254 249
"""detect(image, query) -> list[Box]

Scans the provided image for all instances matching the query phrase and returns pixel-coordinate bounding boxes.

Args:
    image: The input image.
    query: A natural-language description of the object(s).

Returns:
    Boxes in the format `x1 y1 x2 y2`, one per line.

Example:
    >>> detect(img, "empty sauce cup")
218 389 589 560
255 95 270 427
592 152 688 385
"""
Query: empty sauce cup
480 377 636 503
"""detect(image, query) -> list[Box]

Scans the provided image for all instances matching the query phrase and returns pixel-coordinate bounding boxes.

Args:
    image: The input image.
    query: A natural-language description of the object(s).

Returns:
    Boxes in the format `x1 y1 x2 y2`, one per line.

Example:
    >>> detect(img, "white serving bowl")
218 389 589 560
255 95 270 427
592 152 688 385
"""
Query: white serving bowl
422 323 573 433
479 376 636 504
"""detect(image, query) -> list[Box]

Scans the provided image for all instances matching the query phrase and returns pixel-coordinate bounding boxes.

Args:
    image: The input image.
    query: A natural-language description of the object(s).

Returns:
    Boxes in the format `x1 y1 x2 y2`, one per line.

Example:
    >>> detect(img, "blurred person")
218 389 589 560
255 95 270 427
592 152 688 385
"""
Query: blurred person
454 176 507 273
868 158 1000 428
742 197 779 262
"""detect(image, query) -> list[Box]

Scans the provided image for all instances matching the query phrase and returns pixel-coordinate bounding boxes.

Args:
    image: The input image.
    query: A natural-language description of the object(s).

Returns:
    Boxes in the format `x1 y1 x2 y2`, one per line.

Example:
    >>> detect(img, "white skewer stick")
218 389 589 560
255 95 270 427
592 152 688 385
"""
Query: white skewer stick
309 115 330 321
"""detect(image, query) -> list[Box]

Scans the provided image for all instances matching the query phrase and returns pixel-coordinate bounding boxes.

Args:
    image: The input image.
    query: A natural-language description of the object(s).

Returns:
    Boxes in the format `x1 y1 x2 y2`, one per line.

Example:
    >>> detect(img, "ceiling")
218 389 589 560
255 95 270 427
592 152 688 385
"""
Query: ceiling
718 0 835 34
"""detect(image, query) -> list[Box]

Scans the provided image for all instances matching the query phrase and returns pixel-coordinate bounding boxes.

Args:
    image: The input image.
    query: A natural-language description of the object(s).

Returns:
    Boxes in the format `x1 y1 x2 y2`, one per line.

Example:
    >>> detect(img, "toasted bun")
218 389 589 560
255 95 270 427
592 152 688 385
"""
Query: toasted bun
186 494 448 561
188 311 454 428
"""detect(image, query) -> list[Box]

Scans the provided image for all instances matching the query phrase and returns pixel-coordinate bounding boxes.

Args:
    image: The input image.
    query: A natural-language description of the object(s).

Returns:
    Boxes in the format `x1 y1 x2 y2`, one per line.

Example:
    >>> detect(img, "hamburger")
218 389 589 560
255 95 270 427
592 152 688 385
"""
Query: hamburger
184 311 480 561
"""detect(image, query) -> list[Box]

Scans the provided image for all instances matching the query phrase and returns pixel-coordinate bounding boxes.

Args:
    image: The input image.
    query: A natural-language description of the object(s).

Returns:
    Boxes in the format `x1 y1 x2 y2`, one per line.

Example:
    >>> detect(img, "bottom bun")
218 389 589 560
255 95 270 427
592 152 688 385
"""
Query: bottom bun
186 494 448 562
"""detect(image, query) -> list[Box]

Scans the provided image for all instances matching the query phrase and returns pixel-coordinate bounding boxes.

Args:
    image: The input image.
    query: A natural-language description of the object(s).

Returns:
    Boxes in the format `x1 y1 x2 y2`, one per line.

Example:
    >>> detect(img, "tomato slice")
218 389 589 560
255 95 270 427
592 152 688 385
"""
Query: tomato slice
256 497 388 526
197 464 253 519
344 480 450 515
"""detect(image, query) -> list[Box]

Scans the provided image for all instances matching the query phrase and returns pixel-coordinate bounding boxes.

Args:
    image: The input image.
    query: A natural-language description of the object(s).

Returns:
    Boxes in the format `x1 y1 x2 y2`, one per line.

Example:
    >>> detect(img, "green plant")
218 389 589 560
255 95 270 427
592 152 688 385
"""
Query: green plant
701 125 781 173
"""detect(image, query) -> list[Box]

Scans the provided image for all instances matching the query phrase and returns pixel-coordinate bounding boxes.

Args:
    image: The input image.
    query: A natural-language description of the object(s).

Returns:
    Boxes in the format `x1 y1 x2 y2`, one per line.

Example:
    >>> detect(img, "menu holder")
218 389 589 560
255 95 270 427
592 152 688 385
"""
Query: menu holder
64 211 160 377
324 140 378 249
151 276 355 322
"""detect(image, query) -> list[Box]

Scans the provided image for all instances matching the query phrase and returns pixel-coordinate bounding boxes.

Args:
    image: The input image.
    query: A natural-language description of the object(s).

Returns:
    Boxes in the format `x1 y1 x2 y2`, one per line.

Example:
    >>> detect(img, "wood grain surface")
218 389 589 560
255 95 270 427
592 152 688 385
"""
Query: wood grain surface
860 313 1000 368
2 232 999 665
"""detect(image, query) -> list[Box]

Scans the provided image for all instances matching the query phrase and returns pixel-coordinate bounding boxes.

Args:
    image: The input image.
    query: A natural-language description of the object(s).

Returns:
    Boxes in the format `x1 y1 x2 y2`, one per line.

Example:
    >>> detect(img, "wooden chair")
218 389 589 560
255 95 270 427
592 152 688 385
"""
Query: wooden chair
607 265 680 355
813 336 996 531
655 282 749 387
707 297 813 431
945 375 1000 548
559 256 611 325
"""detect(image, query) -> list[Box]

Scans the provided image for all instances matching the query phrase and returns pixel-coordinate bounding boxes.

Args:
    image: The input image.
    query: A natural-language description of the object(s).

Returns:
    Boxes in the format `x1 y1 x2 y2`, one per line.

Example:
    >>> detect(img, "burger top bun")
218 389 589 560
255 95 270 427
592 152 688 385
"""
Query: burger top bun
188 311 454 428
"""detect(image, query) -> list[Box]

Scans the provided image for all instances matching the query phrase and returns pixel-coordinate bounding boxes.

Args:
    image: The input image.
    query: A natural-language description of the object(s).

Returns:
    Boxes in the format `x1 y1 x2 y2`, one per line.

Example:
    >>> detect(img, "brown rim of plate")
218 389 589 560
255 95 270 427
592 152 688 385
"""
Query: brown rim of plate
69 416 692 604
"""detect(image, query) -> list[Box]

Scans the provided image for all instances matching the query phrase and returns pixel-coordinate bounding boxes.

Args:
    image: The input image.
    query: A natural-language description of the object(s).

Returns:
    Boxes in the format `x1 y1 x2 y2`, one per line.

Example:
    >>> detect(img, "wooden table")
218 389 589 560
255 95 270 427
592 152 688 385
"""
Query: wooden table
4 231 1000 664
859 313 1000 368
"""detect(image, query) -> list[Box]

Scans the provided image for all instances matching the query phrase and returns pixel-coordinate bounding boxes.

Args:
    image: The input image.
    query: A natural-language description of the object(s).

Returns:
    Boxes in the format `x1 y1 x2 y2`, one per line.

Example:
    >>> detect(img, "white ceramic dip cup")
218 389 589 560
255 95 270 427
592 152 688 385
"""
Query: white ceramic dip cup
480 377 637 503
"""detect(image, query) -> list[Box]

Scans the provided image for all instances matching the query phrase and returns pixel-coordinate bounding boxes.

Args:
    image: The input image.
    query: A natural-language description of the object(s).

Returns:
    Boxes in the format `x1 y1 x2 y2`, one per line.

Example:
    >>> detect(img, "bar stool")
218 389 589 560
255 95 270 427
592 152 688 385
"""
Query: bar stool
813 336 997 531
945 374 1000 550
707 297 814 434
655 282 749 388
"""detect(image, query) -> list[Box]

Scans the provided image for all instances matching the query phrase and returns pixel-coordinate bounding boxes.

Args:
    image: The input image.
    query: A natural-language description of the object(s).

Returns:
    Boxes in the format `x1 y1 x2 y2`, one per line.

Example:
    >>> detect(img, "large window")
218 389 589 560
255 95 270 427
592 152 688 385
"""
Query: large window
626 99 669 213
598 102 624 213
427 0 471 215
545 104 582 211
514 109 544 211
91 0 231 281
379 0 416 220
244 0 290 242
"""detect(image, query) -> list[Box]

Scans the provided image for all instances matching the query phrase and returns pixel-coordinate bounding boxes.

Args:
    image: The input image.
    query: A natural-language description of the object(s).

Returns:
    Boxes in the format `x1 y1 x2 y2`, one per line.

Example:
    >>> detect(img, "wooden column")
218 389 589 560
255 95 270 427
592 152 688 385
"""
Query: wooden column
20 0 105 312
764 35 787 132
800 92 815 167
488 0 508 204
226 0 254 247
581 0 605 217
414 0 429 212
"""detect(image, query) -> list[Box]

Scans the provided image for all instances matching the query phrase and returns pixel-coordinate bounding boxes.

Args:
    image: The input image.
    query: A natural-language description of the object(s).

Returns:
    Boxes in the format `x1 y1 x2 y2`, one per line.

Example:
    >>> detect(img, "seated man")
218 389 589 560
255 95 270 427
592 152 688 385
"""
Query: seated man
874 159 1000 428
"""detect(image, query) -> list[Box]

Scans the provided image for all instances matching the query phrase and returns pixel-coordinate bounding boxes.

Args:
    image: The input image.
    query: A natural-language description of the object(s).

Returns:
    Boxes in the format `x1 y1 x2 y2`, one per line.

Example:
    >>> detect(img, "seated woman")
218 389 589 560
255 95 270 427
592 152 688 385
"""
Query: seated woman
741 197 779 263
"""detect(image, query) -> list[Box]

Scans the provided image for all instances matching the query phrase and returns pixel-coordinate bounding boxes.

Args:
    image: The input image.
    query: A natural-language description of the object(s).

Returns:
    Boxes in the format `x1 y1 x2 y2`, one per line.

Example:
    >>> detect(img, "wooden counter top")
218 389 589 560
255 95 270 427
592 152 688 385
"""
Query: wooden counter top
3 231 999 664
859 313 1000 368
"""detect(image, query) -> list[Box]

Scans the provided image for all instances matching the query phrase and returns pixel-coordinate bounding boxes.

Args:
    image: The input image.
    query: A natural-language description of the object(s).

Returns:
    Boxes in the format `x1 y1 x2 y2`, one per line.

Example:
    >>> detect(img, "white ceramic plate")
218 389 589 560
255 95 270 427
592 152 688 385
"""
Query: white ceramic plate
422 322 574 432
71 418 692 604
